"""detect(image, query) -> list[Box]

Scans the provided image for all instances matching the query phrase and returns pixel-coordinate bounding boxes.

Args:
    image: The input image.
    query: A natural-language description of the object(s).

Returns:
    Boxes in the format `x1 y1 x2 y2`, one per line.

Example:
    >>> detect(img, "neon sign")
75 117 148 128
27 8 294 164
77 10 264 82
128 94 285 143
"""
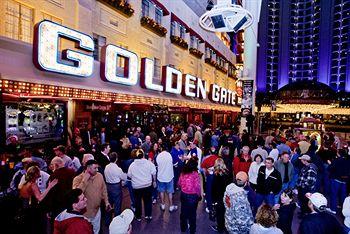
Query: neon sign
33 20 237 106
33 21 94 77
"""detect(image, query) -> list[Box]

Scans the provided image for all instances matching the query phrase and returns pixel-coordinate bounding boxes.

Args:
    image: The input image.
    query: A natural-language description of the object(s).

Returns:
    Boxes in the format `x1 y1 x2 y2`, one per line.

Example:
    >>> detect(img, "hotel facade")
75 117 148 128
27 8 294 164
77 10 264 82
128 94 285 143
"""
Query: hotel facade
0 0 242 144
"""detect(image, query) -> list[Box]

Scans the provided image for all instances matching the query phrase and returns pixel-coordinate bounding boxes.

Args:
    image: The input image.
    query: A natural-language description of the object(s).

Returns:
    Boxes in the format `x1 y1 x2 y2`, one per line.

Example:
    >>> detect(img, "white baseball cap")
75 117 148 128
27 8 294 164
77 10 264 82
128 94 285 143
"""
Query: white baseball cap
109 209 134 234
307 192 327 209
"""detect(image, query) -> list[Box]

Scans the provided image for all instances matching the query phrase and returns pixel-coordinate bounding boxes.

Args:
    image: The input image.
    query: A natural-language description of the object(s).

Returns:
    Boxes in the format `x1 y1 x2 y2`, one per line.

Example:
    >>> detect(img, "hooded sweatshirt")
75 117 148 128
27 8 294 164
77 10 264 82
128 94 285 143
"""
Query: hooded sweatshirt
224 183 254 234
54 209 93 234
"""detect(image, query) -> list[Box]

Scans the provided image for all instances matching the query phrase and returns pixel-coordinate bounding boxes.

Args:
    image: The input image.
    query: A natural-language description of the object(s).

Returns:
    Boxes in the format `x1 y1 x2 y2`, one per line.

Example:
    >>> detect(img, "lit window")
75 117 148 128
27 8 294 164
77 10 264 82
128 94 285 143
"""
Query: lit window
5 0 34 43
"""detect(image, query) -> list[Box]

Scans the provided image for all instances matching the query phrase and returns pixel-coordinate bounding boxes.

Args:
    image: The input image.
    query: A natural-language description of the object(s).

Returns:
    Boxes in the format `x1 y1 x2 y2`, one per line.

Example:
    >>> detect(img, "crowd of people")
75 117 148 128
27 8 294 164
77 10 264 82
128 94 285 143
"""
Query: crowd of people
0 123 350 234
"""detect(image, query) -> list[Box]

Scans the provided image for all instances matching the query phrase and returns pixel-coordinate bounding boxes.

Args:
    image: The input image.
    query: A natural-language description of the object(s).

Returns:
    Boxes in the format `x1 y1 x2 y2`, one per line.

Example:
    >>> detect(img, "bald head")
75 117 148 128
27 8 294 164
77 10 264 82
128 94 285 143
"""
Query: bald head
82 154 94 166
51 156 64 171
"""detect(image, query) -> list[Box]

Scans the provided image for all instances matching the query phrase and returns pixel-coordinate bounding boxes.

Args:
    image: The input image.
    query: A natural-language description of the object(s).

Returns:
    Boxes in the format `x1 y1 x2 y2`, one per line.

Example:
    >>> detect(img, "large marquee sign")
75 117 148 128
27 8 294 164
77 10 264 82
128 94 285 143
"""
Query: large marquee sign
33 20 237 106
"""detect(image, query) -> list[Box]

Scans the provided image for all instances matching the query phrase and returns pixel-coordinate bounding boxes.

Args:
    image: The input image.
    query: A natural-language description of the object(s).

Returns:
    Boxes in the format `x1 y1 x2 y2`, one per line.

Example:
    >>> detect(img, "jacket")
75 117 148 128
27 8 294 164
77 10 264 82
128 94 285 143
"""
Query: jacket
233 155 252 175
224 183 254 234
274 160 294 183
54 210 93 234
256 166 282 195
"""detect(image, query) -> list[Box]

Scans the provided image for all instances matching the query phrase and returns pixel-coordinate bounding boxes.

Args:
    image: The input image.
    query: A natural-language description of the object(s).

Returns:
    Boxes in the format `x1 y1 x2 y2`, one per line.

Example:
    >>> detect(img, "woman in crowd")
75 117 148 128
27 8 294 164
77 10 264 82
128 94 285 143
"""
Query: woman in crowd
18 165 58 234
275 189 297 234
249 204 283 234
119 136 135 209
248 154 264 191
211 158 230 233
178 157 201 234
148 143 161 203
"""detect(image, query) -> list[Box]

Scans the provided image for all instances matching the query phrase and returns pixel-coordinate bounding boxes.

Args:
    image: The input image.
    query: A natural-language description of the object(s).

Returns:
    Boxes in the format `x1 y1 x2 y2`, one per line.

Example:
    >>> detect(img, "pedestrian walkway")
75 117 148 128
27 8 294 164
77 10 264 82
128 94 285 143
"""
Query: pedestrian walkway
108 187 302 234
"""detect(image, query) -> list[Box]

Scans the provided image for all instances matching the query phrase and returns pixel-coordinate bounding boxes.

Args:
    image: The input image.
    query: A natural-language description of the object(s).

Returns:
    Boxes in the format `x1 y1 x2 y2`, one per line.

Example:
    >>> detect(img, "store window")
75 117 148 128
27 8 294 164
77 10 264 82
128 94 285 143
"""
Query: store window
5 102 65 144
93 33 106 61
5 0 34 43
42 12 62 24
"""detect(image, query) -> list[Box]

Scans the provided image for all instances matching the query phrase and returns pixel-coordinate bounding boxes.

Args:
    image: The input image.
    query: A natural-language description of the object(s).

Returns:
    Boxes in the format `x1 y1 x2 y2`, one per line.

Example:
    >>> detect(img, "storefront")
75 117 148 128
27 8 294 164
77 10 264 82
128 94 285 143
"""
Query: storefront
0 21 240 145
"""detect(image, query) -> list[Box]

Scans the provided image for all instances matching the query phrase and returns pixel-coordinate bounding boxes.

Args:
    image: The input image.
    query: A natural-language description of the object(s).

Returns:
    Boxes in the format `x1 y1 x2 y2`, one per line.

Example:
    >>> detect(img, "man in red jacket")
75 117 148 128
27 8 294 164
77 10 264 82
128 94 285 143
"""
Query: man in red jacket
233 146 252 176
54 188 93 234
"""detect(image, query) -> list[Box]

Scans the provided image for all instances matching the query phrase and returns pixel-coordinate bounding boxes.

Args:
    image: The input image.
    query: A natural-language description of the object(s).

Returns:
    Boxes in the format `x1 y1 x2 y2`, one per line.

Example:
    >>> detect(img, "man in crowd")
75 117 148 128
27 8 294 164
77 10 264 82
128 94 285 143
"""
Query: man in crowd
54 145 73 168
194 126 203 148
274 152 294 203
201 146 219 214
328 149 350 213
255 157 282 207
109 209 134 234
156 147 178 212
224 171 254 233
233 146 252 176
268 142 279 162
104 152 127 218
141 136 152 159
179 133 188 155
297 154 318 216
251 142 268 161
54 188 93 234
73 160 111 234
14 147 47 172
45 157 76 220
96 144 111 172
299 192 345 234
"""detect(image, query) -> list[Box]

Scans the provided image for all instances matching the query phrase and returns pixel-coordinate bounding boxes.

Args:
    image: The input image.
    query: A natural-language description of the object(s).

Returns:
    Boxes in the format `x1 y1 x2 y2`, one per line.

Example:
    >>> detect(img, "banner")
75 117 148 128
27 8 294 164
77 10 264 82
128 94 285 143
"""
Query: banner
241 80 253 117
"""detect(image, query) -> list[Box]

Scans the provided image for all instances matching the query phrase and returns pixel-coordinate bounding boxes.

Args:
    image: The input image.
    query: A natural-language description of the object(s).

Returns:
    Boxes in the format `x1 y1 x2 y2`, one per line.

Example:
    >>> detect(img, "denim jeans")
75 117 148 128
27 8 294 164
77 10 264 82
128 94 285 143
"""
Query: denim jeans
323 163 330 195
255 193 275 208
330 179 347 212
133 186 153 219
180 192 199 234
106 183 122 224
125 180 135 207
205 174 214 210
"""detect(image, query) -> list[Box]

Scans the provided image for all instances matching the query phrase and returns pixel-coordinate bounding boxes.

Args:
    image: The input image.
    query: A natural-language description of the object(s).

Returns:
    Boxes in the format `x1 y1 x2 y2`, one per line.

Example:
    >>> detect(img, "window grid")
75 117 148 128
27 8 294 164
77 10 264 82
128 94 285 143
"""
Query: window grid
288 0 320 83
330 0 350 92
5 0 34 43
266 0 280 93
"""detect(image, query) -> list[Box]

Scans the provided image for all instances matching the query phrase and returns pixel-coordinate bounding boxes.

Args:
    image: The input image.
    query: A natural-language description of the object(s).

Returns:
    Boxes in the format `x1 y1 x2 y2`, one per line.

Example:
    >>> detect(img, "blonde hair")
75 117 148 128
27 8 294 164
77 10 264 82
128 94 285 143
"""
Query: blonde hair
214 158 228 175
256 204 279 228
25 166 40 183
121 137 131 149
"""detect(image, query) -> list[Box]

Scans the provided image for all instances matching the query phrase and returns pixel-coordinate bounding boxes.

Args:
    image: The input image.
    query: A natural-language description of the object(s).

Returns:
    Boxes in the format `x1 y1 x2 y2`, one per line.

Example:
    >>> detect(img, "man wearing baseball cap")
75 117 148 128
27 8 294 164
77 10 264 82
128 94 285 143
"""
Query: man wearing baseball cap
224 171 254 233
109 209 134 234
299 192 345 234
297 154 318 216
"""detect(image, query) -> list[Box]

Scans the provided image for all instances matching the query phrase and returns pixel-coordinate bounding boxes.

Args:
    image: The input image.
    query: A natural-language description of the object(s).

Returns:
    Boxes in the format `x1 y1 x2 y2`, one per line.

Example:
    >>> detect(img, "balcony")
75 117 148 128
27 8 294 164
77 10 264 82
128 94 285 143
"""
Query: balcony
189 48 203 59
205 58 217 67
98 0 134 17
170 35 188 50
140 16 167 37
216 63 228 74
